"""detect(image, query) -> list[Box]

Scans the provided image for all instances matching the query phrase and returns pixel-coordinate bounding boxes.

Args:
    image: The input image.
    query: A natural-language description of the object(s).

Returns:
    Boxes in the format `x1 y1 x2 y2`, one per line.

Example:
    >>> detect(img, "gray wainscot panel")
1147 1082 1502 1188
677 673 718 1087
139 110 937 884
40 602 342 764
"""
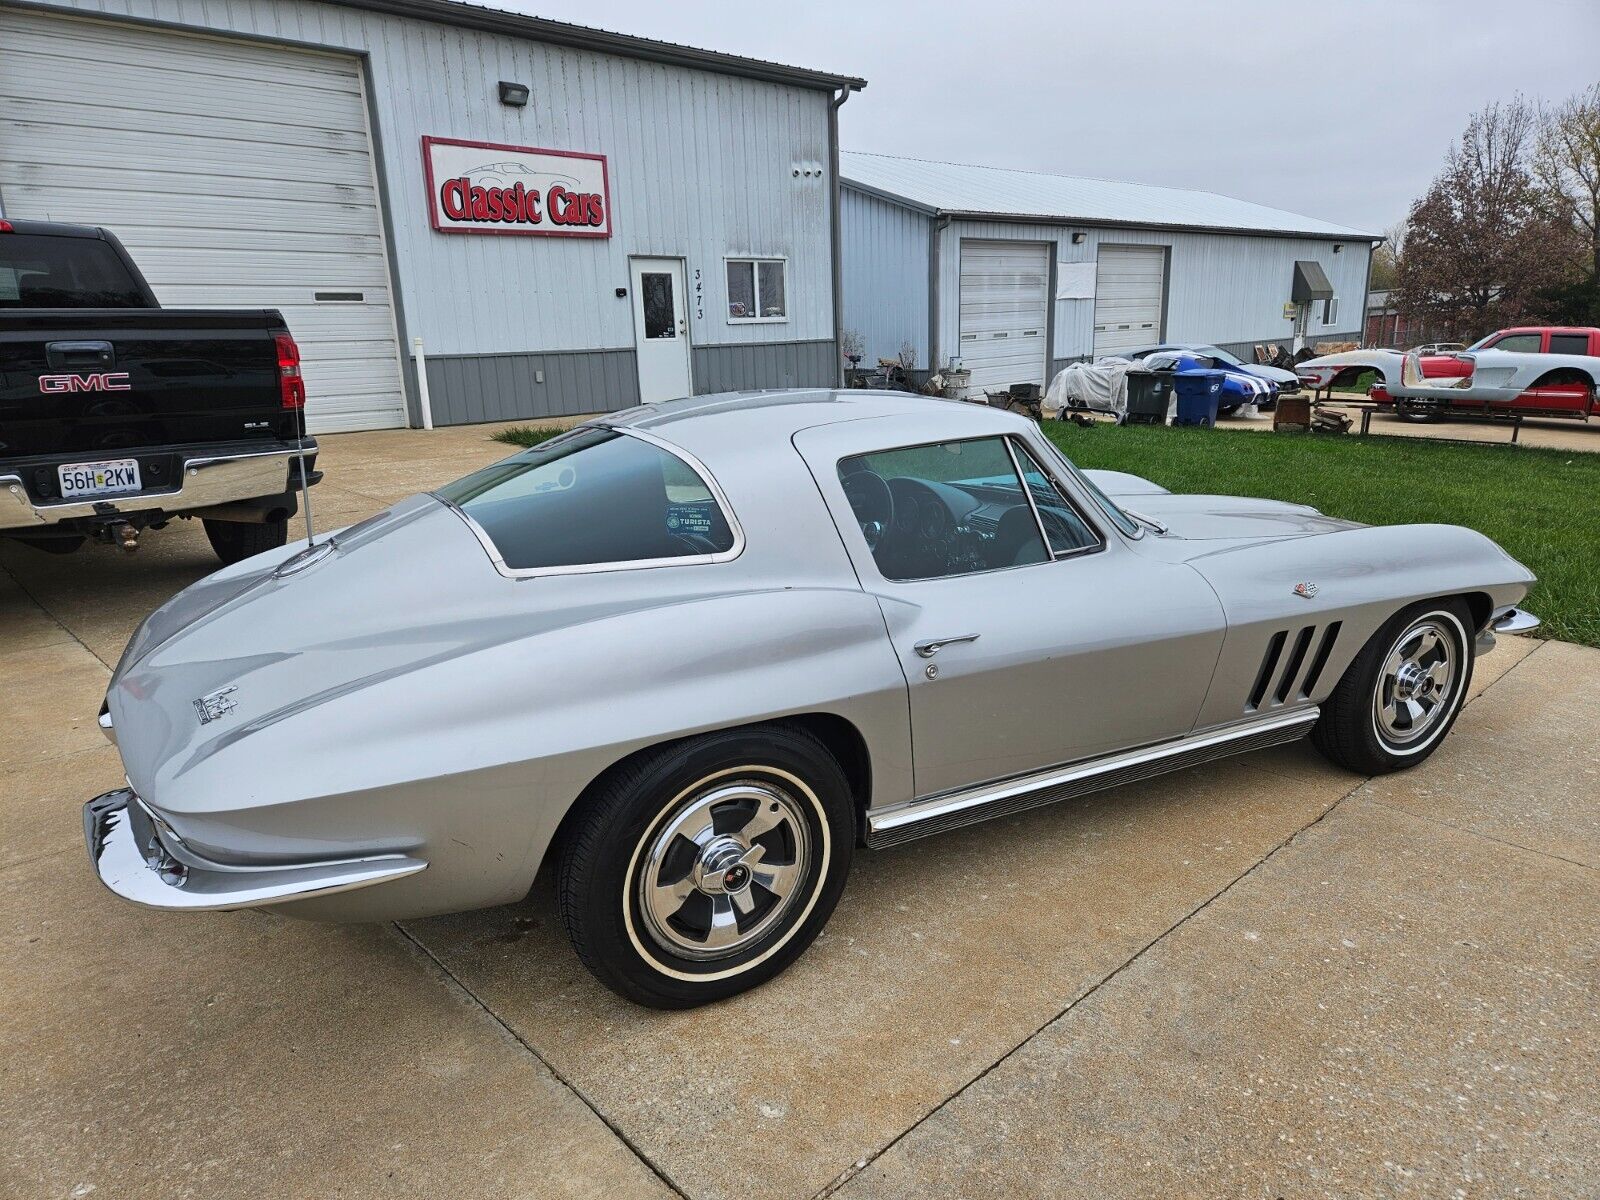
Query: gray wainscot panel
691 339 839 394
424 349 638 425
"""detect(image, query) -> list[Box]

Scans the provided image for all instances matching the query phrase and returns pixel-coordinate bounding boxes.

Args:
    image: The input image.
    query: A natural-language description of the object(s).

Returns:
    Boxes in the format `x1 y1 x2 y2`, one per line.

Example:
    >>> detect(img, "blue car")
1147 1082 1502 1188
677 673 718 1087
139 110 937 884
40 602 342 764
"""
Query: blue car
1123 343 1297 414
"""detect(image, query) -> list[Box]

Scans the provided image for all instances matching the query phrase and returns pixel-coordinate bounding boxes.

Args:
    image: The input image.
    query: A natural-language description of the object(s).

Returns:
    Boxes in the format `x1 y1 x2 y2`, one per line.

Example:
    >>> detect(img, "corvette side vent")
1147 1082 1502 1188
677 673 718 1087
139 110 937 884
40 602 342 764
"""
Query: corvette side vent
1275 626 1316 705
1298 622 1342 700
1247 623 1342 712
1246 631 1287 711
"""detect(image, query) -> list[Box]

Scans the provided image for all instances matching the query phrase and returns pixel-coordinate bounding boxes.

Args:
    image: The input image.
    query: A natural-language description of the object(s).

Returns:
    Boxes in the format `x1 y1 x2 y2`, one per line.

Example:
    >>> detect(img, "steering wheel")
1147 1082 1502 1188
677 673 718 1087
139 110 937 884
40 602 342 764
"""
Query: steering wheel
841 468 894 551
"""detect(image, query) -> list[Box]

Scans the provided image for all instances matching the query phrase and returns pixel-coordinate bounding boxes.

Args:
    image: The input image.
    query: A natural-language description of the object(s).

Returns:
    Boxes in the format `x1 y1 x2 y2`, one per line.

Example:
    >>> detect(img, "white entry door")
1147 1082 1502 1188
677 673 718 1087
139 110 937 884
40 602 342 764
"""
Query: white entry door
631 258 692 403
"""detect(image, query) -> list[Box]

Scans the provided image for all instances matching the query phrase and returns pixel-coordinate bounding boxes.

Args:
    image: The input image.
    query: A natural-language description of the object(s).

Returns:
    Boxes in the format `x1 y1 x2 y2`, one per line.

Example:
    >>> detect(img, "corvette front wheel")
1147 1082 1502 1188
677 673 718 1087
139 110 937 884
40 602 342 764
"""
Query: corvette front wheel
556 725 854 1008
1311 599 1475 776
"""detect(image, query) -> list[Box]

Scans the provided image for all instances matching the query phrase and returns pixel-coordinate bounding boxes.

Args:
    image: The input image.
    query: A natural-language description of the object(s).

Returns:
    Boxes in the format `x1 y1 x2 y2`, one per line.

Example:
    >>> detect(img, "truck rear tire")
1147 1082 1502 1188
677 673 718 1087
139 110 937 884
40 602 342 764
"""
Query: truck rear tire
204 517 288 565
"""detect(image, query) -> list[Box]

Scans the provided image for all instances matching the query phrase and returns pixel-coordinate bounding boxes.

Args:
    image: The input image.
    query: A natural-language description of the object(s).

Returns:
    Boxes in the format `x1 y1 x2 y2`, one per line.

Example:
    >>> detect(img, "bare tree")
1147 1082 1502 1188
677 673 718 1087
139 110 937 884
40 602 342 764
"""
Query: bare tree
1534 82 1600 278
1369 222 1404 291
1396 97 1581 338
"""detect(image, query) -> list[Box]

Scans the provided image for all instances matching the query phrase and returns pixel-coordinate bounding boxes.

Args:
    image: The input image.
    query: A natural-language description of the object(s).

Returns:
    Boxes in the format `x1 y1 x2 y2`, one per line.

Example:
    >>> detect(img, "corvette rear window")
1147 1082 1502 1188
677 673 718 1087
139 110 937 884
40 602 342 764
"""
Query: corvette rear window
435 428 736 572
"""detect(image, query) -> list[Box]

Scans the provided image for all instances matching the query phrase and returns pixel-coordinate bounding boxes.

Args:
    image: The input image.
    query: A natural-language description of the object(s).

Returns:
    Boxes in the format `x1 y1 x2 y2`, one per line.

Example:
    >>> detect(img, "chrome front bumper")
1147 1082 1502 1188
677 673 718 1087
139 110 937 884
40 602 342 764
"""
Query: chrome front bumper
83 788 426 912
1477 606 1541 654
1 446 311 530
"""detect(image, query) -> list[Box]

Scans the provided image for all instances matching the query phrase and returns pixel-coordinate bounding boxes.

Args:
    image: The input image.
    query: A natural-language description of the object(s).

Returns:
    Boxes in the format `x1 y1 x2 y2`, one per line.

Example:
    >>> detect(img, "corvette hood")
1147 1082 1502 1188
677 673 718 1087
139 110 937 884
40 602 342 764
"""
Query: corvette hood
1126 493 1365 541
1085 469 1364 541
1242 363 1299 385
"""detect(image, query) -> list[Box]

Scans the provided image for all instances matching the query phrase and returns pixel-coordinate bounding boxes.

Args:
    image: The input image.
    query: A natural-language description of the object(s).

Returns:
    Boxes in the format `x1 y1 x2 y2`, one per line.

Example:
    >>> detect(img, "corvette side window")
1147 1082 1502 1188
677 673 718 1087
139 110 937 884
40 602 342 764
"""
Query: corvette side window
837 437 1049 582
436 428 736 572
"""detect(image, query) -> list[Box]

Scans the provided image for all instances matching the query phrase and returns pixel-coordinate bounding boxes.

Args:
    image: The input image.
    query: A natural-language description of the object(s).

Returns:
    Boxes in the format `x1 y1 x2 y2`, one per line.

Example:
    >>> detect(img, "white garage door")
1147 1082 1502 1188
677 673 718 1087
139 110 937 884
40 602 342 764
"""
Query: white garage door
957 240 1050 394
0 9 407 433
1093 245 1167 357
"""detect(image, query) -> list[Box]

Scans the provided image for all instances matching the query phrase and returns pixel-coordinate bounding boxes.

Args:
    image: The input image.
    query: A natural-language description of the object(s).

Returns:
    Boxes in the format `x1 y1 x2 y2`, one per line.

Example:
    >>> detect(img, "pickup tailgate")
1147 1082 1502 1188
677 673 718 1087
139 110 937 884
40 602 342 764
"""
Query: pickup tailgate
0 308 291 458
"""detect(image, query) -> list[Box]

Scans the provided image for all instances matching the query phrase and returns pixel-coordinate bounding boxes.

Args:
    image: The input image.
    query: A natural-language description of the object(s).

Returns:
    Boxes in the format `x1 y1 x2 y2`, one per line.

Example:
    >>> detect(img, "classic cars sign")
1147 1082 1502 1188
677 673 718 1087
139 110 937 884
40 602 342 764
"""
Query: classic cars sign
422 136 612 238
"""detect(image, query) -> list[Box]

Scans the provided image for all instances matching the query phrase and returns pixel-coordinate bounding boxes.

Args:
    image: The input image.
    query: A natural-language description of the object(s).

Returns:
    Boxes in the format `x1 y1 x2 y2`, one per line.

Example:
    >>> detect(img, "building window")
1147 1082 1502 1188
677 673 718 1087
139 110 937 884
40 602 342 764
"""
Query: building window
726 257 787 322
1322 295 1339 326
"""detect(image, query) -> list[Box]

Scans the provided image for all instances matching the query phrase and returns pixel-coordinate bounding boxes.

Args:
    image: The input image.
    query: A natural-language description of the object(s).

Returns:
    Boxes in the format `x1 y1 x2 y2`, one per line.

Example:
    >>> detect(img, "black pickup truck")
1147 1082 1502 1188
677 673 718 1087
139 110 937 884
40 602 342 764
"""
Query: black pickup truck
0 219 320 564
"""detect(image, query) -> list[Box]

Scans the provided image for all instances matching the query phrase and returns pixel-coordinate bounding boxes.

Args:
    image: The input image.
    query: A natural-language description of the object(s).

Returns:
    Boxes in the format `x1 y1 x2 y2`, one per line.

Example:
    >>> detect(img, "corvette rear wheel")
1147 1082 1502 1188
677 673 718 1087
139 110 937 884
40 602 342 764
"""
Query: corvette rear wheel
556 725 853 1008
1311 599 1474 775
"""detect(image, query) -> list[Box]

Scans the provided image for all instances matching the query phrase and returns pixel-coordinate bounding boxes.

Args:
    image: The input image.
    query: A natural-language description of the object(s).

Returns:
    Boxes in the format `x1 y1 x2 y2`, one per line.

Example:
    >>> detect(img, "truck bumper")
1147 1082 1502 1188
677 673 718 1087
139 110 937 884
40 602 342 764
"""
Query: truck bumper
0 444 314 531
84 787 427 912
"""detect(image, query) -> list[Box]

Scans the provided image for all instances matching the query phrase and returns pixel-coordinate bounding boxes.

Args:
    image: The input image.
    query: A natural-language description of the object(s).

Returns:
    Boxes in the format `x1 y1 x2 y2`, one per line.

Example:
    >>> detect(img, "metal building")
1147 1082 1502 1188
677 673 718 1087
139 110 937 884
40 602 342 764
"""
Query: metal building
0 0 864 431
841 152 1378 394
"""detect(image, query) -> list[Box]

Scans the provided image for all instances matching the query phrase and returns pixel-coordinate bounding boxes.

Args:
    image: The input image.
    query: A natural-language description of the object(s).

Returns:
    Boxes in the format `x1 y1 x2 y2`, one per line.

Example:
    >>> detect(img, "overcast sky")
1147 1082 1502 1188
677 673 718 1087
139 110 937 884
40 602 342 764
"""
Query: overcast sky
493 0 1599 236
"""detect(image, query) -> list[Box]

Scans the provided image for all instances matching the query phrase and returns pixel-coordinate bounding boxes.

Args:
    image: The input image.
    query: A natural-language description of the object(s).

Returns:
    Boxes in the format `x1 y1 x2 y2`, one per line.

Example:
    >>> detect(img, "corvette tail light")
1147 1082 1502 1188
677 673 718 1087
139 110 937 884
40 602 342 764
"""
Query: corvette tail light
0 220 14 233
275 333 305 411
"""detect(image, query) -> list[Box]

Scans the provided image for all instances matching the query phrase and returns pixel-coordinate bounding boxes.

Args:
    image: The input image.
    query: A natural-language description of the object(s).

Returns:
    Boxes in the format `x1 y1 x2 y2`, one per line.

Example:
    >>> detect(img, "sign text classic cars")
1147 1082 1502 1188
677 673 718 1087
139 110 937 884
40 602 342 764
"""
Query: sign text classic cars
422 136 611 238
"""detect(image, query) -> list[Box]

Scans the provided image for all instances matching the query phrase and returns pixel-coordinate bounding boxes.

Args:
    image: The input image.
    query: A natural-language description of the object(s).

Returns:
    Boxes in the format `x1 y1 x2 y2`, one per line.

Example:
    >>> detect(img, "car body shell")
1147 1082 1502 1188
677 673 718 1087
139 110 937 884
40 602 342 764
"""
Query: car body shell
90 390 1535 923
1302 328 1600 419
1386 347 1600 413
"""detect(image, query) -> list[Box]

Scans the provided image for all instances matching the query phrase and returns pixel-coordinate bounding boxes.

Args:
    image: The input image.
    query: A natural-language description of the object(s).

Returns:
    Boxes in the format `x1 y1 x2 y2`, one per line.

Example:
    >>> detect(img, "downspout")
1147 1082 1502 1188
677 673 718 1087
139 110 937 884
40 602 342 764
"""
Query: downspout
828 86 857 387
928 214 951 373
1359 240 1377 347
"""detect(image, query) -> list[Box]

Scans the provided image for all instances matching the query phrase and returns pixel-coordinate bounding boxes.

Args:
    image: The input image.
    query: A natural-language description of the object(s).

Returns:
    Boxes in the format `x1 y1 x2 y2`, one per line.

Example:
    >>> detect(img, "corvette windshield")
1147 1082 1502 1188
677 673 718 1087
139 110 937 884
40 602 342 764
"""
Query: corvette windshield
435 427 736 571
1037 441 1143 538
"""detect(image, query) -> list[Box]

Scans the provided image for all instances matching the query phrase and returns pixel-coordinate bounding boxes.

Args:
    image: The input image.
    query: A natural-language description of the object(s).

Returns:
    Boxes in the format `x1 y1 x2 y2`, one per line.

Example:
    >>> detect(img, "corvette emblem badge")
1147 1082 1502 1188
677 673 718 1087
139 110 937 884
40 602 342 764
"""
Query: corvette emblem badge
1293 582 1319 599
193 686 238 725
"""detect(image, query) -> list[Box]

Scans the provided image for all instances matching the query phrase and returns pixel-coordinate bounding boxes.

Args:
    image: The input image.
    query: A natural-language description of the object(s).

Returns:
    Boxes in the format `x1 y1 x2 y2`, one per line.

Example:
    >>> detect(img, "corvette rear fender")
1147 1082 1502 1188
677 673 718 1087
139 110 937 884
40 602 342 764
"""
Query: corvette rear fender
131 585 913 922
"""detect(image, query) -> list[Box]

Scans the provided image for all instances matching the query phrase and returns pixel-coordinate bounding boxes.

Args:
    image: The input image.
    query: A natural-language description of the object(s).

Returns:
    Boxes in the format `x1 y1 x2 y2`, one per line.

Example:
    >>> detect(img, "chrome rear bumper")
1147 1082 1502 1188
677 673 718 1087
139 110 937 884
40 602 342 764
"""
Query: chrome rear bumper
1 446 311 530
84 788 425 912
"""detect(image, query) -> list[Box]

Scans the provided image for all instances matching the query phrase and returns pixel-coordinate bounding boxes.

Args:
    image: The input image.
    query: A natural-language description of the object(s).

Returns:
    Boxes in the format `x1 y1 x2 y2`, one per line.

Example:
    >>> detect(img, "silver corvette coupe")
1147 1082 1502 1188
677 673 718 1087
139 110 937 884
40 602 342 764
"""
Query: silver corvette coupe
86 391 1539 1007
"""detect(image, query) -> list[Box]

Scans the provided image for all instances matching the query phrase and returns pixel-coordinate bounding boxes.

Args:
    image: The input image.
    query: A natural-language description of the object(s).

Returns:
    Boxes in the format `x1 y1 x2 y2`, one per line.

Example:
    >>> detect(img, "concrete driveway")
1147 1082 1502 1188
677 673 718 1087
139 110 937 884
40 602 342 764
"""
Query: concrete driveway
3 424 1596 1200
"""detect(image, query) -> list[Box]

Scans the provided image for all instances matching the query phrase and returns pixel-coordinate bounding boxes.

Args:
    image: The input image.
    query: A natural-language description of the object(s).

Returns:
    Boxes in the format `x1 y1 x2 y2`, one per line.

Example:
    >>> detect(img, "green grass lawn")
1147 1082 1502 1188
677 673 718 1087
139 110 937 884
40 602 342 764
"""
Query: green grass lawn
1042 422 1598 647
495 420 1598 648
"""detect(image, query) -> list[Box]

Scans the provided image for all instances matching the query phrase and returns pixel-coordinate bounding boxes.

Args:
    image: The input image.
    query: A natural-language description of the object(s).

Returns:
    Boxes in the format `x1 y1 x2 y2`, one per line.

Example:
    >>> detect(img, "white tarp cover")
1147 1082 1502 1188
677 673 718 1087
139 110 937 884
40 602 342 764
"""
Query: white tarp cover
1044 357 1136 418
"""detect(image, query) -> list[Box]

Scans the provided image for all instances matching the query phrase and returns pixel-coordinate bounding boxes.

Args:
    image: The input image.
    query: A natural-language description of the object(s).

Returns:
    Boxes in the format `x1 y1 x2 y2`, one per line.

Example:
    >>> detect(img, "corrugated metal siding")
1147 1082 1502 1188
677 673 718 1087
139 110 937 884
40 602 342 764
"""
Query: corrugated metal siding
936 219 1370 368
840 186 929 368
691 339 836 393
20 0 837 360
423 348 636 425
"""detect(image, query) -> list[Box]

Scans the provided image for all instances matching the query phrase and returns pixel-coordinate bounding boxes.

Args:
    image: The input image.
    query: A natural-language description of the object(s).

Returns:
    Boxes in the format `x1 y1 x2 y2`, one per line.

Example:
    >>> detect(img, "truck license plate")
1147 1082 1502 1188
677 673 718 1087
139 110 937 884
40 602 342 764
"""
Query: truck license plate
58 459 142 499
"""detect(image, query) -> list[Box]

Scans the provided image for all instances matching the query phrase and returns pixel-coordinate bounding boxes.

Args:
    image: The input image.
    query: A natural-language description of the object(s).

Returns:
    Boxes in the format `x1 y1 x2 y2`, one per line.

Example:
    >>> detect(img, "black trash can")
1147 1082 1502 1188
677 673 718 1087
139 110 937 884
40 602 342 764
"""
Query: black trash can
1123 370 1173 424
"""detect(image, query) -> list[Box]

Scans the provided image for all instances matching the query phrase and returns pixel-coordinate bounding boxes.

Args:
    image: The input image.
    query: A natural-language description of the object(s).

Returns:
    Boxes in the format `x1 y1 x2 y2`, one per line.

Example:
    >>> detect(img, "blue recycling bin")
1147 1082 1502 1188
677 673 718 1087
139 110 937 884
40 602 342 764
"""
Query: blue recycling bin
1173 369 1226 426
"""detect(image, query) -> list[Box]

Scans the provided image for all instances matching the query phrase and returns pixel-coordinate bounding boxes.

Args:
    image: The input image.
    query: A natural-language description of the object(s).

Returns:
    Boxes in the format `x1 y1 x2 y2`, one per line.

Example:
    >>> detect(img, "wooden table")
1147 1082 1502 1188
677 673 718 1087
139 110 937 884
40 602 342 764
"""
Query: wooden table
1312 394 1525 442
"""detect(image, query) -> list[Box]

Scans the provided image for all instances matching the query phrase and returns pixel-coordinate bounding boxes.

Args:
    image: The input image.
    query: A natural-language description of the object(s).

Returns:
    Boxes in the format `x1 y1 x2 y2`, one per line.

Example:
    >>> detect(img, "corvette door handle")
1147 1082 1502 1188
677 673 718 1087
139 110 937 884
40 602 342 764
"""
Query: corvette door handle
914 634 980 658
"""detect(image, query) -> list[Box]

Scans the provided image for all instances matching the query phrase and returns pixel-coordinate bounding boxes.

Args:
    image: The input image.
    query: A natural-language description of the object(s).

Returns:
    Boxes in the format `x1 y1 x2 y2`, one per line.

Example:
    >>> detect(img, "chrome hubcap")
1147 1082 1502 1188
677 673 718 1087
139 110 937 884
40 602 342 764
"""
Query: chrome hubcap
636 777 811 961
1374 619 1457 746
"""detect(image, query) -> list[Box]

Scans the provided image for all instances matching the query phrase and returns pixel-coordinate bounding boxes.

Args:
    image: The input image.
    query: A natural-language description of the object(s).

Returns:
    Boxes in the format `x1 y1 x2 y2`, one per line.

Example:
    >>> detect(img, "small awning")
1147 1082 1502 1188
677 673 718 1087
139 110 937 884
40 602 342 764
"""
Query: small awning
1291 260 1334 302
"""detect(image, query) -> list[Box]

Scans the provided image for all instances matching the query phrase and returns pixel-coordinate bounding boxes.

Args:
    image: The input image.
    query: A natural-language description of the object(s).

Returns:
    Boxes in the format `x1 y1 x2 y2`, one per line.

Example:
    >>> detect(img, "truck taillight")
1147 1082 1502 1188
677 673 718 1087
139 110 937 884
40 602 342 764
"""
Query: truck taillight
274 333 305 411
